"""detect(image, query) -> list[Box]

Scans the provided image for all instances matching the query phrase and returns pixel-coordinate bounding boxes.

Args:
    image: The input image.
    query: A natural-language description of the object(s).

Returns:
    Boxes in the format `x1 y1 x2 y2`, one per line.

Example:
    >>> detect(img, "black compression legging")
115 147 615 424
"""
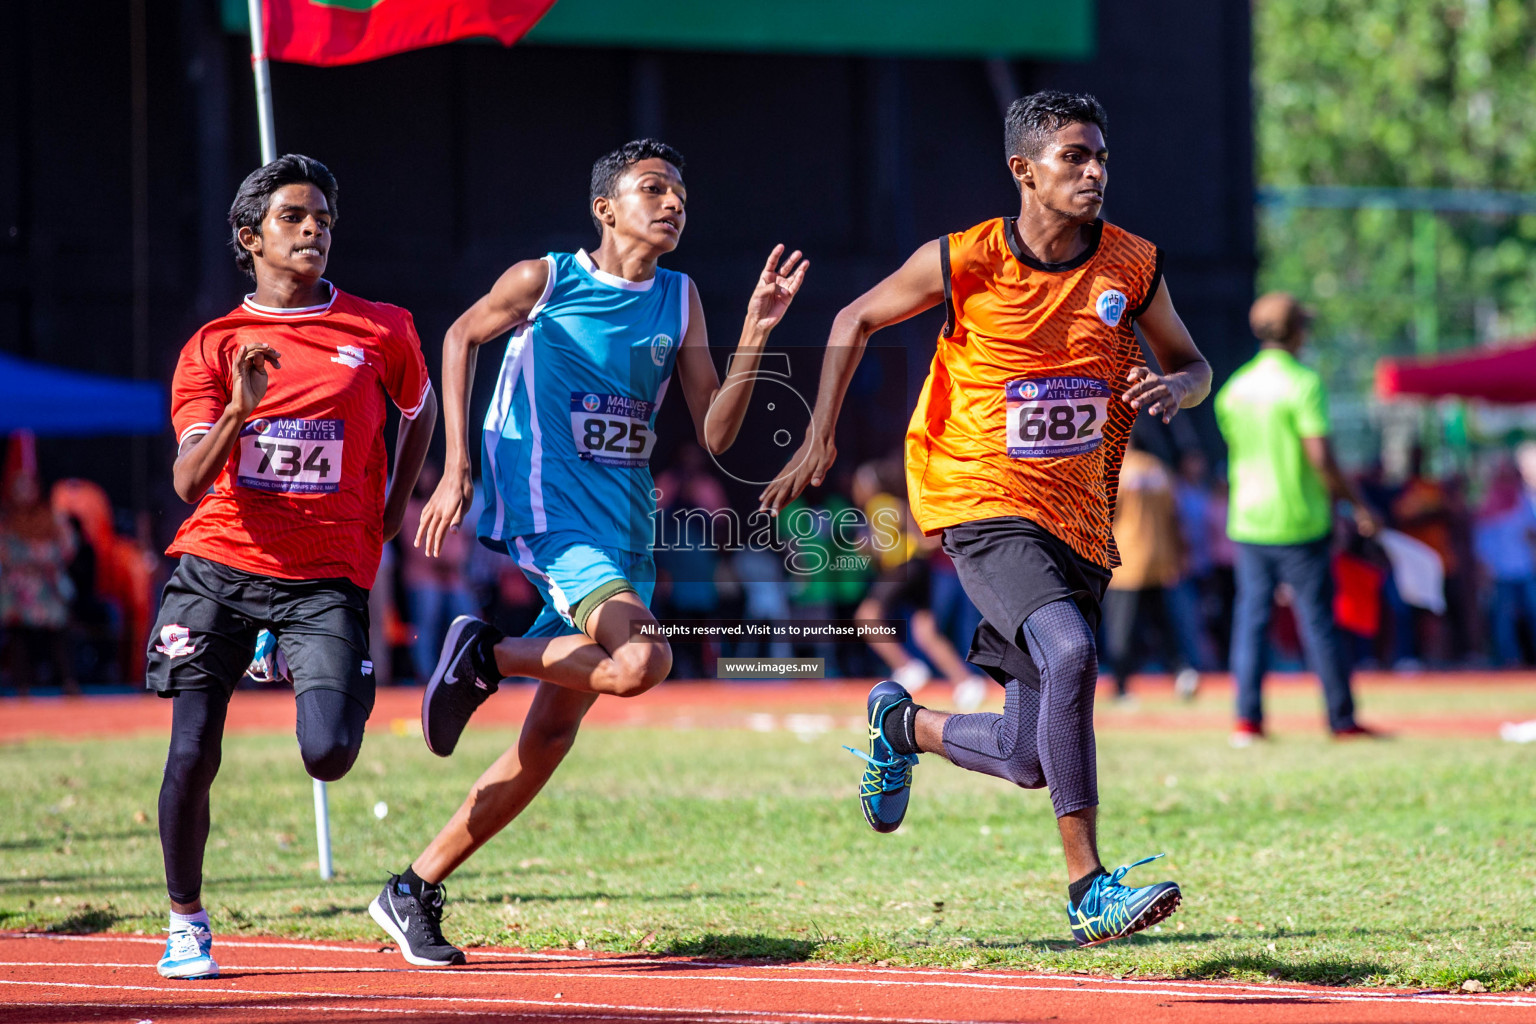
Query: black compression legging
939 599 1100 817
158 687 368 905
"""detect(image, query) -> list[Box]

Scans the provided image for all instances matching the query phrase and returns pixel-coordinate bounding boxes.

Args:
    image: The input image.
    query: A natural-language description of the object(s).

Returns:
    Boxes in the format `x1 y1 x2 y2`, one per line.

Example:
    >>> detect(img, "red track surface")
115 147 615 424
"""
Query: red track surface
3 933 1532 1024
2 672 1531 743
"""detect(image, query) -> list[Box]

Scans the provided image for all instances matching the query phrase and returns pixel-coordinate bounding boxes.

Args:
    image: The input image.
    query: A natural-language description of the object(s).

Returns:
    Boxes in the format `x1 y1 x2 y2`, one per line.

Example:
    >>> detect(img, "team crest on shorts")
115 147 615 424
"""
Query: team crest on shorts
155 624 197 658
1096 289 1128 327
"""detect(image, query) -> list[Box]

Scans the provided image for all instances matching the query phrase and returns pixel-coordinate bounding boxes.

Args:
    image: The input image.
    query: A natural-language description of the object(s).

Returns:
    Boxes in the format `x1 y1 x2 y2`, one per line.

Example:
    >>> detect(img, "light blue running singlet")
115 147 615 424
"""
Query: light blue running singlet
478 249 687 554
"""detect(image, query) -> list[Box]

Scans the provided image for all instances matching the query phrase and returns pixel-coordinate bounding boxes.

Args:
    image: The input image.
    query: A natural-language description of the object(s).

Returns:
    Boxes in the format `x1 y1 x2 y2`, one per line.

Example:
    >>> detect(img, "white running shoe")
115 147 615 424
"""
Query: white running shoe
891 660 932 695
245 629 291 686
952 676 990 712
1500 719 1536 743
1174 667 1200 701
157 924 219 980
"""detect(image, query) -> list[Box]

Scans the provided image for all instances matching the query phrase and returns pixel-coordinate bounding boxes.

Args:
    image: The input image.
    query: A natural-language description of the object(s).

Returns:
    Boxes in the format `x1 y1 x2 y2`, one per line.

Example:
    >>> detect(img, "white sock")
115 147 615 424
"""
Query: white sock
169 909 210 932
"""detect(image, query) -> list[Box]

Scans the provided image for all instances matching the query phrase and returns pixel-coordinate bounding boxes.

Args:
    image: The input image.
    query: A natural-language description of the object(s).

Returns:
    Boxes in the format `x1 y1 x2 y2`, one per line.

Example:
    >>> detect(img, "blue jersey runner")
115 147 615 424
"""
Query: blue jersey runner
479 249 688 555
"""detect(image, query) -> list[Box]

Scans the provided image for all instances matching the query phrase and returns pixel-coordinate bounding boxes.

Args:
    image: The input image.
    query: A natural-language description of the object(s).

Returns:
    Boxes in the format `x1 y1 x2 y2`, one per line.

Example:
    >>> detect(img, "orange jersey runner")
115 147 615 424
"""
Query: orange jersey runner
906 217 1161 569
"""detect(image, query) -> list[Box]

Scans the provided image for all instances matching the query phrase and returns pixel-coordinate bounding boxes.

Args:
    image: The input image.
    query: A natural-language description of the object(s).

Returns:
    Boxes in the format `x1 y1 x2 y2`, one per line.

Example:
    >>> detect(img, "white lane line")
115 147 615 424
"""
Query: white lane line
2 932 400 956
0 980 999 1024
0 1000 807 1023
57 962 1536 1010
2 975 1534 1013
0 960 396 972
7 937 1534 1008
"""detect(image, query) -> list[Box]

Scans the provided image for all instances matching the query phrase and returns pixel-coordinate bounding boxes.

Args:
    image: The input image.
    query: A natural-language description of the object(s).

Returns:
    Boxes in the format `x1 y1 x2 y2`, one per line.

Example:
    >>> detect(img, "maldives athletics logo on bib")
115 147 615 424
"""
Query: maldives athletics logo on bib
1096 289 1128 327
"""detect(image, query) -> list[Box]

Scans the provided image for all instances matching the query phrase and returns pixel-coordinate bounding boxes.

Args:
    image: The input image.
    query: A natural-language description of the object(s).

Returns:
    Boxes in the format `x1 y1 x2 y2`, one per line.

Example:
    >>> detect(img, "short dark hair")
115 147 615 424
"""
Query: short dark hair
1250 292 1313 346
1004 90 1109 161
227 154 339 278
588 139 685 234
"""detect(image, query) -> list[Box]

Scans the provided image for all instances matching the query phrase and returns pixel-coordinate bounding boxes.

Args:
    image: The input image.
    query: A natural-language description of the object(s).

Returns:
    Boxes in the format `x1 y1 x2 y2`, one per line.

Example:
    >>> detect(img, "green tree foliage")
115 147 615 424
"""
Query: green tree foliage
1255 0 1536 388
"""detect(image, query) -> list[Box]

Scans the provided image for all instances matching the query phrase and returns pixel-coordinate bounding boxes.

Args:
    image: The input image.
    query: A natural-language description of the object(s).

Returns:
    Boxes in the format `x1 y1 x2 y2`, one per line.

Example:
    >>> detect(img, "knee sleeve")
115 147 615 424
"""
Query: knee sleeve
295 689 369 782
1021 602 1098 700
165 728 222 792
941 678 1046 789
1020 599 1100 817
162 689 228 792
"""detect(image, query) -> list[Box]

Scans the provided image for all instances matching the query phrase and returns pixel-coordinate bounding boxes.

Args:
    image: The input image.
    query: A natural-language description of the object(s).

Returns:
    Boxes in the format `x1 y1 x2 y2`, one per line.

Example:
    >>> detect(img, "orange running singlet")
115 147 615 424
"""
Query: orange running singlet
905 217 1161 569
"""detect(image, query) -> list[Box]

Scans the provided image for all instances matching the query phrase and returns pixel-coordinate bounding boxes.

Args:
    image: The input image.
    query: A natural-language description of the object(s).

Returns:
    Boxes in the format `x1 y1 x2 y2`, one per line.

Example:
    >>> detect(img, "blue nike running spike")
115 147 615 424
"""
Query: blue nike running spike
1067 853 1182 946
843 679 919 833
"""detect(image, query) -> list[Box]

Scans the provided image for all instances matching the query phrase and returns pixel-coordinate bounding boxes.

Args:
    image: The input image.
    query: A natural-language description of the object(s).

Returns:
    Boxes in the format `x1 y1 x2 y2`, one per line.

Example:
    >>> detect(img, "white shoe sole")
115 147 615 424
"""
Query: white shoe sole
421 615 478 756
157 957 219 980
369 894 462 967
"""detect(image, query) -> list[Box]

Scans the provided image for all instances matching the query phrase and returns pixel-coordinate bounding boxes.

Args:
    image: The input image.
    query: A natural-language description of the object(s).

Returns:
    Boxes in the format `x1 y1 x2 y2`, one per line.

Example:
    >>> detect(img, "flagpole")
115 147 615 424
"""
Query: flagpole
248 0 333 884
247 0 277 163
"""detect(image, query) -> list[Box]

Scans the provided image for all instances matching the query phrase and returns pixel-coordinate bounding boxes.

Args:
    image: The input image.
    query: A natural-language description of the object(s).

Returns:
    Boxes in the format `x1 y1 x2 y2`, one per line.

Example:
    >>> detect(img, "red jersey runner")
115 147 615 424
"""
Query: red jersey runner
167 284 430 589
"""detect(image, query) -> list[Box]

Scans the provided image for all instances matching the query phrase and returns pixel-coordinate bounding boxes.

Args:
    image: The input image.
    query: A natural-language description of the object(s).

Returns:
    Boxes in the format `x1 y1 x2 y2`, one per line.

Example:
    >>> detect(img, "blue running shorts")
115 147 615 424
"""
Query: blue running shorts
510 530 656 637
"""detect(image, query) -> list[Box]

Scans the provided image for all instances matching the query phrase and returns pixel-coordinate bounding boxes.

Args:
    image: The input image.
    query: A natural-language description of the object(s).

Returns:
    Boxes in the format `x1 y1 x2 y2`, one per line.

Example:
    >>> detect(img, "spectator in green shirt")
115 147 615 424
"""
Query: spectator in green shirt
1215 293 1380 744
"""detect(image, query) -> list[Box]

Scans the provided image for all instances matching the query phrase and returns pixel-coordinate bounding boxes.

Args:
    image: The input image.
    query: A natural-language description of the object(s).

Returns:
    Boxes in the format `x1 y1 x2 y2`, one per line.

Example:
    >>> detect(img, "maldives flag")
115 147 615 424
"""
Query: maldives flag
265 0 557 66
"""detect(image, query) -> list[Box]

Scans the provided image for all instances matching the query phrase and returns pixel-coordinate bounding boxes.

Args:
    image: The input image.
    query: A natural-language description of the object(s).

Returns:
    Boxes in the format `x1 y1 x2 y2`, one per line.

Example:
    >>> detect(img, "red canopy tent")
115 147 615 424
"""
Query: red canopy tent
1376 339 1536 403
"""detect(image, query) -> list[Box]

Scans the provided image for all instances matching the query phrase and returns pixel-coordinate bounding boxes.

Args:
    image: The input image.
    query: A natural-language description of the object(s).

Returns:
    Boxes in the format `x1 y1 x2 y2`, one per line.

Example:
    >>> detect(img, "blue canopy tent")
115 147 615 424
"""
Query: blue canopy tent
0 353 164 435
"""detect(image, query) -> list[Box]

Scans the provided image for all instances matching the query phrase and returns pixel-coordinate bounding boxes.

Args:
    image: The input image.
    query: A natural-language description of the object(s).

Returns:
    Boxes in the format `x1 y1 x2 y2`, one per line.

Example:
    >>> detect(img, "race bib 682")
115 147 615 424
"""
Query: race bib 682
569 393 657 468
1005 377 1111 459
236 418 343 493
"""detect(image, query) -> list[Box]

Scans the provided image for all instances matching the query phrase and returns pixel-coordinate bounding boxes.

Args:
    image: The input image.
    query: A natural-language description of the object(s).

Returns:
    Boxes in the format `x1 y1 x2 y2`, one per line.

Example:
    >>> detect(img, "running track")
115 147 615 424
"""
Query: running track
5 676 1534 1022
3 933 1533 1024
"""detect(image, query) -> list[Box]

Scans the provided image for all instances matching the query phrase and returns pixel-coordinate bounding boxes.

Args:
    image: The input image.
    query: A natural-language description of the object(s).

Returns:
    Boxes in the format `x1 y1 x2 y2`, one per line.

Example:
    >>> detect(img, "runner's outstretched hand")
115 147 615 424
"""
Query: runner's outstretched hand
745 245 809 333
1122 365 1191 424
758 429 836 515
415 463 475 558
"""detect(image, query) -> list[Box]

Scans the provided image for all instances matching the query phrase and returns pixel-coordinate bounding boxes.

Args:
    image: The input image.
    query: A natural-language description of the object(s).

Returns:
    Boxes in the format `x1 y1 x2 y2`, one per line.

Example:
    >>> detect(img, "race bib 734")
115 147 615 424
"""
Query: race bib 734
236 418 343 493
1005 377 1111 458
569 393 657 468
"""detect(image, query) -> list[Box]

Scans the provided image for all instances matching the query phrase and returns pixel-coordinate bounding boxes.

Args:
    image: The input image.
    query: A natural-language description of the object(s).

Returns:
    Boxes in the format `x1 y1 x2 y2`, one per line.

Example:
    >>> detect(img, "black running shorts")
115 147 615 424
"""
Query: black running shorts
940 517 1111 690
146 554 375 711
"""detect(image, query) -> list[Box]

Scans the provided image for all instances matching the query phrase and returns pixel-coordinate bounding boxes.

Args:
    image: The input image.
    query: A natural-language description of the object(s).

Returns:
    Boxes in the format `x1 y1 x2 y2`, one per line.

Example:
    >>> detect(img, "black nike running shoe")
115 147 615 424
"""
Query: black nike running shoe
369 874 467 966
422 615 500 756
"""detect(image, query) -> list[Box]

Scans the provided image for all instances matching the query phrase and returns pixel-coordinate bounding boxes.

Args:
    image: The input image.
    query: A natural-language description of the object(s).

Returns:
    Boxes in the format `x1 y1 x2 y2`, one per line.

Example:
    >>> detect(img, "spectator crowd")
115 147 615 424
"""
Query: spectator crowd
4 415 1535 696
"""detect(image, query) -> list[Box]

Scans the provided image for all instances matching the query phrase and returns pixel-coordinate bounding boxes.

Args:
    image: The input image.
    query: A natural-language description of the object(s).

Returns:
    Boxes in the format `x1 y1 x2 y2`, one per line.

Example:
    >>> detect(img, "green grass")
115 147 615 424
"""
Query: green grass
3 702 1535 992
1102 676 1536 720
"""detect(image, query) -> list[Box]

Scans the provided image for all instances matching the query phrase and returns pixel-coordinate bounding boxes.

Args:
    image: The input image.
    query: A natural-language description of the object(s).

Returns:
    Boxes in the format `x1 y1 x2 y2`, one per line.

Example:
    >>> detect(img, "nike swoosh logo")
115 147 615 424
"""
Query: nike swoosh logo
389 896 413 935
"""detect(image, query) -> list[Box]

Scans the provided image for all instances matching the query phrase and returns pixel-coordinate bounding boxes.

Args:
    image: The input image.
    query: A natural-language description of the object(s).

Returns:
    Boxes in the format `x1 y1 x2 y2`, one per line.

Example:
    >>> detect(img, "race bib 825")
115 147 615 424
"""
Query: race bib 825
236 418 343 493
569 393 657 468
1004 377 1111 459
